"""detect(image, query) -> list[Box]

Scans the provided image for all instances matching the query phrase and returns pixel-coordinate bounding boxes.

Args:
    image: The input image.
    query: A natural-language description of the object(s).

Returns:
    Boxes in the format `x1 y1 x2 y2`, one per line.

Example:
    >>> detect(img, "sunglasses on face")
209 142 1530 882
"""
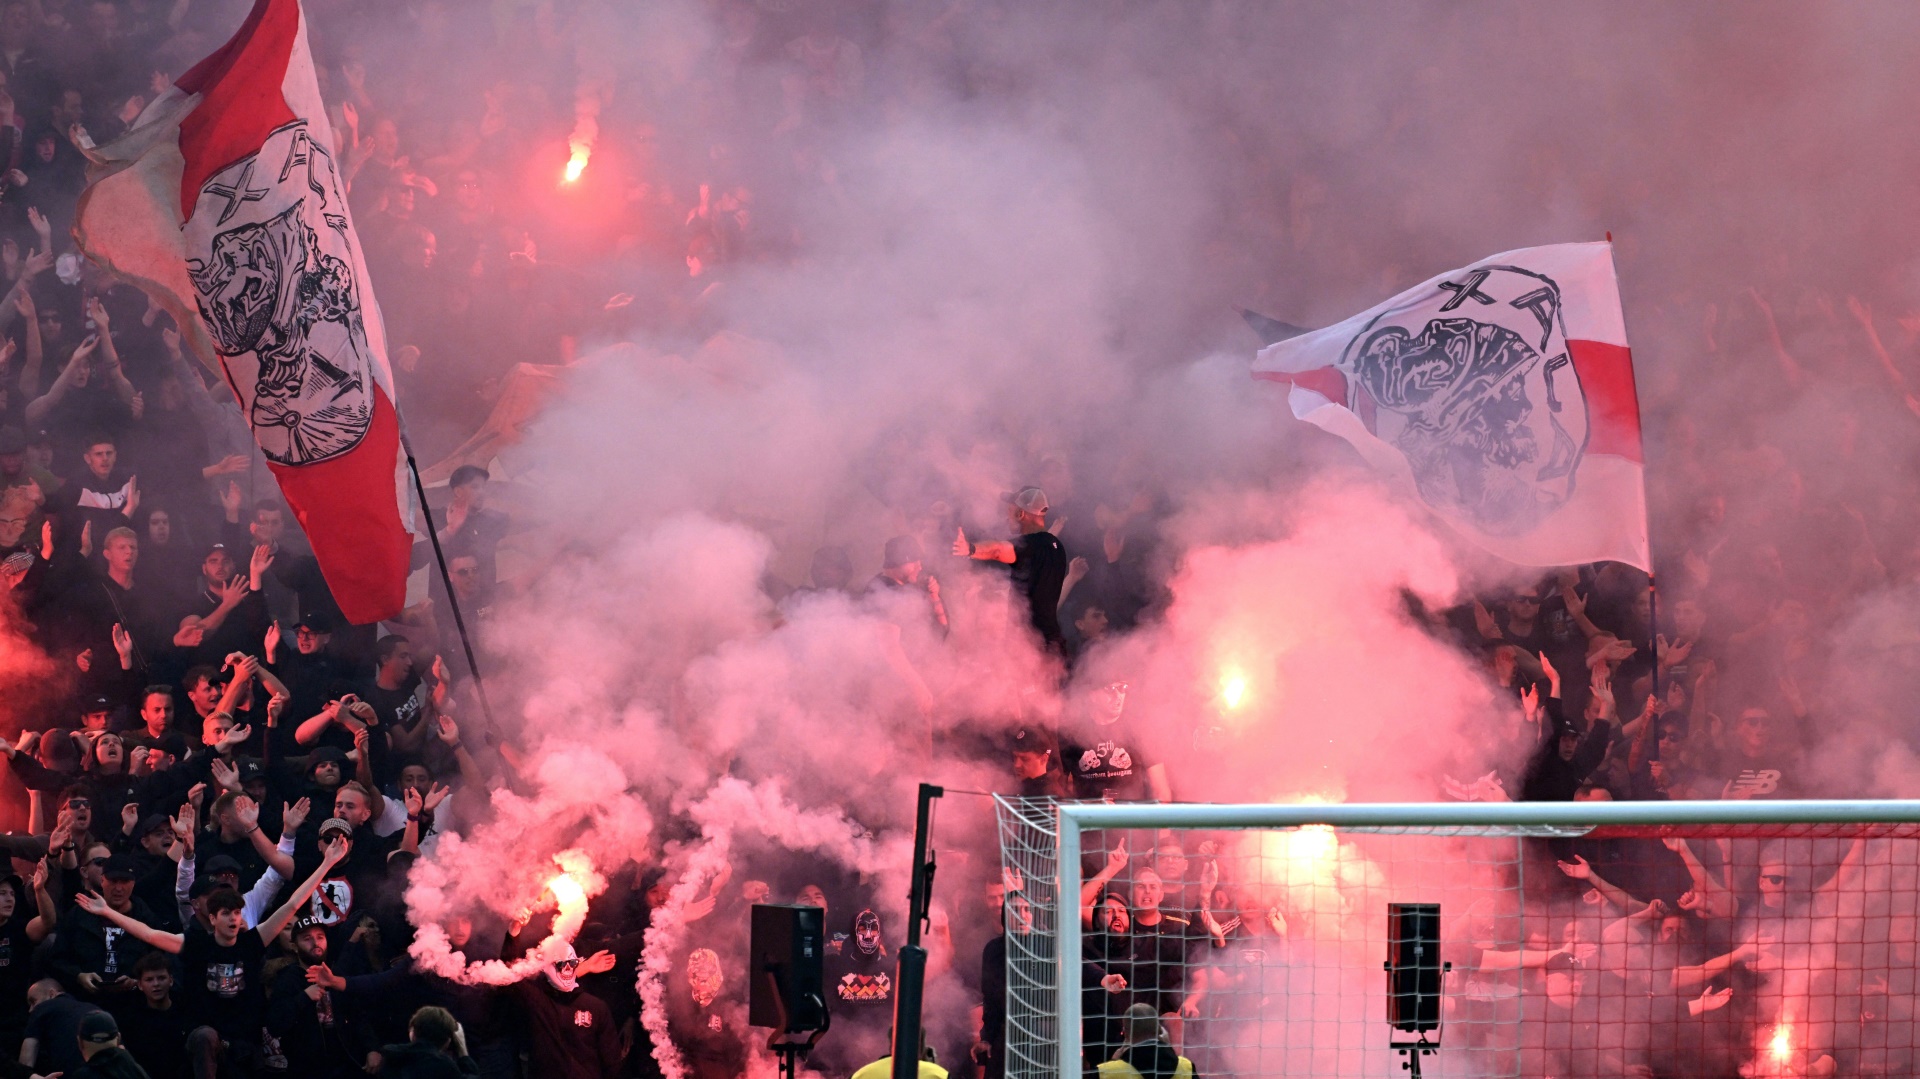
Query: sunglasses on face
87 857 110 868
66 799 90 809
554 958 582 972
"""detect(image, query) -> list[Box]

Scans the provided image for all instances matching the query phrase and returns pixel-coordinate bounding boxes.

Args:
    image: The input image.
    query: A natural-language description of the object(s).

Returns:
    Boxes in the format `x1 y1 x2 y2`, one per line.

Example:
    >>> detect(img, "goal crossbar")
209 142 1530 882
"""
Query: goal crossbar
1034 798 1920 1079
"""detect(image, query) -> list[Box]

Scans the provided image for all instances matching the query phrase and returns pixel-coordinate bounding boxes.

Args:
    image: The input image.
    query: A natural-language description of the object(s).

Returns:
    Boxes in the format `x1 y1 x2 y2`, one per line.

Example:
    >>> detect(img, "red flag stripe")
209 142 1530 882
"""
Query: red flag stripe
1568 339 1643 463
174 0 297 219
266 386 412 625
1252 365 1347 403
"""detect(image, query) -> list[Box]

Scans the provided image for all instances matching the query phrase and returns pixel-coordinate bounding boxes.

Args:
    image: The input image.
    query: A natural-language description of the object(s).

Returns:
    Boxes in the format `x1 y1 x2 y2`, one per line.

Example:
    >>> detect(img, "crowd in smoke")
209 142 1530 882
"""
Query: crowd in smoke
0 0 1919 1078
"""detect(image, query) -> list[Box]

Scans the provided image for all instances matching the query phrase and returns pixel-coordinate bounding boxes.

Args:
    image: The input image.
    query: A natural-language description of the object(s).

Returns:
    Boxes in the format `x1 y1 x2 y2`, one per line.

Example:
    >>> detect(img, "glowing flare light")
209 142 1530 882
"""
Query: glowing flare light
1770 1024 1792 1065
563 145 590 183
1220 671 1248 710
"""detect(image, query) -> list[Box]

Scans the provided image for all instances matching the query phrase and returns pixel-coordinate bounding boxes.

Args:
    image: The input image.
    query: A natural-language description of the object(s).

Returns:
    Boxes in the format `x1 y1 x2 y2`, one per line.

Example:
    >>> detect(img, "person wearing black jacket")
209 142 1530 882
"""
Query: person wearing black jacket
372 1006 476 1078
265 916 376 1079
48 854 158 1001
501 946 623 1079
1520 659 1615 802
68 1011 150 1079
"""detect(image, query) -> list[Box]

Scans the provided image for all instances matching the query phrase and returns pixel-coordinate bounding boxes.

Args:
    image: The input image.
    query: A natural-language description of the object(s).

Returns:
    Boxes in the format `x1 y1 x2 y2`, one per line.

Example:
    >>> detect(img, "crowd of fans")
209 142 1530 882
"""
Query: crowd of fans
0 0 1910 1078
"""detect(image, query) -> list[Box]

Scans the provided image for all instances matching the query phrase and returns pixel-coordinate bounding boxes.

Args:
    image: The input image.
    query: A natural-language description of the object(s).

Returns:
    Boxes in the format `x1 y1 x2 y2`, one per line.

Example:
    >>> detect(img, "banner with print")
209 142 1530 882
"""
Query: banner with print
75 0 414 622
1252 242 1649 571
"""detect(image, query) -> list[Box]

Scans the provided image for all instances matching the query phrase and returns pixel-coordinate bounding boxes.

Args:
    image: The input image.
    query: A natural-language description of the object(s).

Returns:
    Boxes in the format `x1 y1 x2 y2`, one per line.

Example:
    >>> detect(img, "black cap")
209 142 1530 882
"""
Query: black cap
102 854 139 882
188 877 228 900
293 610 335 634
291 913 326 935
235 757 265 784
309 746 348 769
136 813 171 839
202 854 243 878
80 695 112 715
77 1010 118 1043
1009 727 1056 756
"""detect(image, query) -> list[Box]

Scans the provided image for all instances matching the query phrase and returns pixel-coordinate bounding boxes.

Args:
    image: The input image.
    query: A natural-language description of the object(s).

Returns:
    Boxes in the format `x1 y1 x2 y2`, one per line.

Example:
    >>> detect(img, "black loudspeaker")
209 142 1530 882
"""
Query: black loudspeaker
1385 903 1443 1033
750 903 827 1032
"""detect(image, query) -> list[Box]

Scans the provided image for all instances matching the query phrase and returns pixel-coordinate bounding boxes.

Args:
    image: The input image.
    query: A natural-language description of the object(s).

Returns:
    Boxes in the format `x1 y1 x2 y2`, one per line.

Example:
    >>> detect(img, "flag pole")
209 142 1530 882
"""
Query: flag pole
402 438 499 733
1606 229 1662 724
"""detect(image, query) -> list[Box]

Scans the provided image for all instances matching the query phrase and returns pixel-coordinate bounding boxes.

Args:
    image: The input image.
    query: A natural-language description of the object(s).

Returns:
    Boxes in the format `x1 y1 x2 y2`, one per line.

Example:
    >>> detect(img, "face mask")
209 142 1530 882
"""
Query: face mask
854 909 882 956
545 948 581 992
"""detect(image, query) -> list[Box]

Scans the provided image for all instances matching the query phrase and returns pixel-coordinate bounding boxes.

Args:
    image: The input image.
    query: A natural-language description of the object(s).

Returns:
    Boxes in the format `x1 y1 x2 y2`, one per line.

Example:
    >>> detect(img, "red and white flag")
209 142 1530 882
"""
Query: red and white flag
1253 242 1649 571
74 0 414 623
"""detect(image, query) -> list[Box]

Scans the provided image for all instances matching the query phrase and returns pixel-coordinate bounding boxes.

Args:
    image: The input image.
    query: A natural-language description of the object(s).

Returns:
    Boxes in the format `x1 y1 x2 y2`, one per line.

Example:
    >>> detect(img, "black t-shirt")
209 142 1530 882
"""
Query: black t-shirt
114 999 194 1079
25 993 106 1074
360 680 424 735
0 914 36 1025
1009 532 1067 645
178 923 268 1040
1058 716 1153 802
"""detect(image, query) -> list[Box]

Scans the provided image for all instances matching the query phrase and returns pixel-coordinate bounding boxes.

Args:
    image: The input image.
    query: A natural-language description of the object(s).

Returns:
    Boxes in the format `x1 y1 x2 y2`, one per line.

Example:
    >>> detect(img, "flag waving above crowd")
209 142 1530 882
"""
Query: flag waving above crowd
1253 242 1650 571
72 0 414 624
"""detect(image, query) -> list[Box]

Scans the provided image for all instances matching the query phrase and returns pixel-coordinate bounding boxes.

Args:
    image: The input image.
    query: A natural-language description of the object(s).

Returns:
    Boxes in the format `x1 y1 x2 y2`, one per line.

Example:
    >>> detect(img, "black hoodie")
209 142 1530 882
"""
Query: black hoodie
374 1040 476 1078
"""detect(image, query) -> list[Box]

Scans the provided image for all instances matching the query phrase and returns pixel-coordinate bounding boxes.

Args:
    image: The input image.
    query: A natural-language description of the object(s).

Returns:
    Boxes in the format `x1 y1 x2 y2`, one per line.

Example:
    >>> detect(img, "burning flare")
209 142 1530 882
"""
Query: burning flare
564 144 590 183
1770 1024 1792 1065
409 851 604 986
1220 670 1248 710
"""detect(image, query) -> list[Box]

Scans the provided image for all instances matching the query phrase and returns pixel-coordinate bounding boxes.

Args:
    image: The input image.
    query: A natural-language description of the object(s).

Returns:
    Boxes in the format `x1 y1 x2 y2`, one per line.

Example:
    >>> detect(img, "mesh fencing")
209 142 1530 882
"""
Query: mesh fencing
993 797 1920 1079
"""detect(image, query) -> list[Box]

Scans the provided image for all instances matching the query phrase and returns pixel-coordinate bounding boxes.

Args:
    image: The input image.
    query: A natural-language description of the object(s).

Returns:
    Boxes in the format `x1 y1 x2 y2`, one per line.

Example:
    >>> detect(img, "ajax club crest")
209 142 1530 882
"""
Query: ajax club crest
1338 266 1590 535
186 120 374 467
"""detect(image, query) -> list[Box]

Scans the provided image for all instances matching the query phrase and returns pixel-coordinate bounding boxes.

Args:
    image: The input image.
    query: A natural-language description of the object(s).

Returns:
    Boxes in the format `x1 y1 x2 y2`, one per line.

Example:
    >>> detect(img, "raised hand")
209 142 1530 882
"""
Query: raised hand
75 648 92 672
213 573 249 607
1100 973 1127 993
1557 856 1592 880
78 519 93 558
220 724 252 751
283 797 312 833
322 834 349 866
264 621 280 658
578 949 618 975
231 796 260 831
422 783 451 812
112 623 134 665
435 715 460 746
305 962 346 991
404 786 423 818
249 542 274 581
1105 840 1128 874
74 890 109 916
120 802 139 834
950 526 969 557
220 480 243 518
208 757 239 790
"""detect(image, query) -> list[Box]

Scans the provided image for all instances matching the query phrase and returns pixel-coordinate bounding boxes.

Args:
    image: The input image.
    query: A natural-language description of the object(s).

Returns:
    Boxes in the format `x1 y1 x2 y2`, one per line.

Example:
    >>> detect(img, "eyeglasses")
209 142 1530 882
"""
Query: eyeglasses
66 799 90 809
554 958 582 972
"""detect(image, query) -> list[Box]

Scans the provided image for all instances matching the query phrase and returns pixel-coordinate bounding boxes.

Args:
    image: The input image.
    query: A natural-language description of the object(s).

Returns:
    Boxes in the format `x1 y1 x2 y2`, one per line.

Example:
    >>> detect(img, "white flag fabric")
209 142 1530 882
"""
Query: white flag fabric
74 0 415 622
1253 242 1650 571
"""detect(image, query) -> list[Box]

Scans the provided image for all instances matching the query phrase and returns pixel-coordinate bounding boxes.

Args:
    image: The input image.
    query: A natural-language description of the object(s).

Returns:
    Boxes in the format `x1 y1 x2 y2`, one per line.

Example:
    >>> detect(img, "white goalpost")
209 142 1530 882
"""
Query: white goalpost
995 797 1920 1079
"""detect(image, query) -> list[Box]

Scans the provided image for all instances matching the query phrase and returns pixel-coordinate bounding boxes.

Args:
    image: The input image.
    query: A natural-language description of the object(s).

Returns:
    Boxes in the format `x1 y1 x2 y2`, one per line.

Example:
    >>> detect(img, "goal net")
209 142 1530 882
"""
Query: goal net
993 797 1920 1079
